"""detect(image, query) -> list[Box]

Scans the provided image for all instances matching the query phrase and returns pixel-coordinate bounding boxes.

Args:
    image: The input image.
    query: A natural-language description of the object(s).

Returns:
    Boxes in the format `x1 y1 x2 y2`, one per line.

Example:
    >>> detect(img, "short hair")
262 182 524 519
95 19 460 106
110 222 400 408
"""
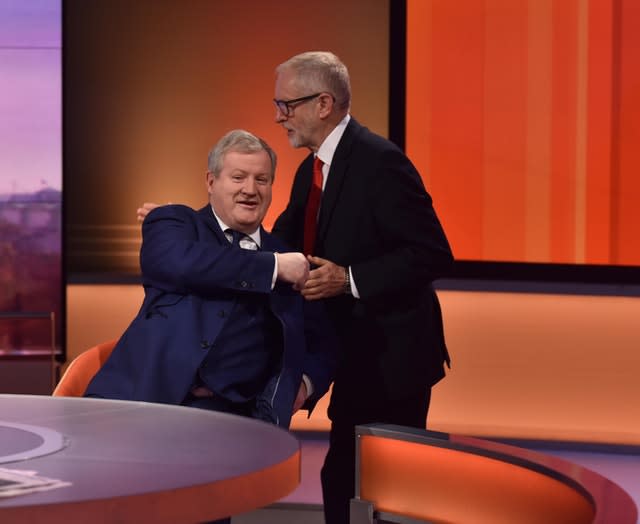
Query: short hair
276 51 351 112
207 129 277 181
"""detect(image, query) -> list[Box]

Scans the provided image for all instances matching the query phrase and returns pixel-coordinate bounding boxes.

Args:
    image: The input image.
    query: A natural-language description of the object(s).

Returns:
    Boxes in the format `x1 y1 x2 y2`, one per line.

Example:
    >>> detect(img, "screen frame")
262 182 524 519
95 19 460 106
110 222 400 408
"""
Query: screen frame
389 0 640 288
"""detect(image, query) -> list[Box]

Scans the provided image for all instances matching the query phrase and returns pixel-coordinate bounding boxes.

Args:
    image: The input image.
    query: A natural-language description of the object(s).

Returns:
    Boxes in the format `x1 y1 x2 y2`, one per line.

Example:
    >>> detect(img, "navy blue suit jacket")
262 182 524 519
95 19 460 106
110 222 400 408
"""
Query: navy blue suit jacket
86 204 336 428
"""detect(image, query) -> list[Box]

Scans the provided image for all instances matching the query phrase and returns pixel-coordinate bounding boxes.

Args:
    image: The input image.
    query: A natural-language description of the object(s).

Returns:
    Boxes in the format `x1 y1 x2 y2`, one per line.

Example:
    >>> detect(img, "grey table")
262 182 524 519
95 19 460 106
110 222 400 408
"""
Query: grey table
0 394 300 523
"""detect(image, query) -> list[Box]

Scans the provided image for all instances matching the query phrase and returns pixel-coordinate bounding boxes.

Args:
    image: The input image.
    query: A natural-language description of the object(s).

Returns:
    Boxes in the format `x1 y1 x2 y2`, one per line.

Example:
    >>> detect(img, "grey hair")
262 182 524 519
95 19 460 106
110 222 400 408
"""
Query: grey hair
276 51 351 112
207 129 277 181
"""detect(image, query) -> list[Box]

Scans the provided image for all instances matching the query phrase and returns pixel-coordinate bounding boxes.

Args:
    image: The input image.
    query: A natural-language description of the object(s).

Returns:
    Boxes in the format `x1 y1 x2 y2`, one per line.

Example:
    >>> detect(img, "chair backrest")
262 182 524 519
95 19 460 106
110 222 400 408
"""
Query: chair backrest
52 339 117 397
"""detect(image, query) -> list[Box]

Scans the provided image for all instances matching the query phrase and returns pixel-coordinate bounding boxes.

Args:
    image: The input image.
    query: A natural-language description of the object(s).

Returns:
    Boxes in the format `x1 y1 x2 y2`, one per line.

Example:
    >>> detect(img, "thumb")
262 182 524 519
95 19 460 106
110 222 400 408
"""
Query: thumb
307 255 327 266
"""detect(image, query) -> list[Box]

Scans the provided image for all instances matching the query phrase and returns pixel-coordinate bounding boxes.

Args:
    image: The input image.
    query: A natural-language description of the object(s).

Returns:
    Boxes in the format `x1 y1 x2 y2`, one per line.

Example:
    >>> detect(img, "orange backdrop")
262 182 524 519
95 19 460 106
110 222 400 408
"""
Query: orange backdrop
406 0 640 266
64 0 390 274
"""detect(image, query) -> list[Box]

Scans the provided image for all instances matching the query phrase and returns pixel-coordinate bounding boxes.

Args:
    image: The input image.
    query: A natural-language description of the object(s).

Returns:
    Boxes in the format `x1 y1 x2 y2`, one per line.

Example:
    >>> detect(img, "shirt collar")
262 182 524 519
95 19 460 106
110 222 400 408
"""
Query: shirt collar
316 113 351 167
210 205 261 247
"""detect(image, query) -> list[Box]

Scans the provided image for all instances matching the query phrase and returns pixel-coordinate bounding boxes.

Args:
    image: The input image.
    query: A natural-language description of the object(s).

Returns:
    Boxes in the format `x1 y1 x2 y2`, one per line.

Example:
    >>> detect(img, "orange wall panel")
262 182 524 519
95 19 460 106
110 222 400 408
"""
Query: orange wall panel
585 0 613 263
406 0 639 266
67 284 640 446
482 1 528 261
407 2 486 260
550 0 579 263
614 0 640 264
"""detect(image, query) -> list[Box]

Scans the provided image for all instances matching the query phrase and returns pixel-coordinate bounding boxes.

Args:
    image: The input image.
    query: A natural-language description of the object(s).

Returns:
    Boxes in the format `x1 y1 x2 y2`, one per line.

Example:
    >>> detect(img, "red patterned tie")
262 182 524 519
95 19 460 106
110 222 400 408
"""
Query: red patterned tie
303 156 323 255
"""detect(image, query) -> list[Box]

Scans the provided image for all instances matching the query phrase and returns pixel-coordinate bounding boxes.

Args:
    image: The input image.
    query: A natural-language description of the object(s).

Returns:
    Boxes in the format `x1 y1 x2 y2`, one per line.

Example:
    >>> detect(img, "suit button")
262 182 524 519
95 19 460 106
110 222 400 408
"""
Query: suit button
200 340 209 349
240 281 248 288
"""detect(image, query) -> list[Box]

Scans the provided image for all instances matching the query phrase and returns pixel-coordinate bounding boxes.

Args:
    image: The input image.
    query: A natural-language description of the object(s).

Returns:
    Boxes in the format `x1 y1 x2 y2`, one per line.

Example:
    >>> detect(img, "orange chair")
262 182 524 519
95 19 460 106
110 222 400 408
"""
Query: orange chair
52 339 117 396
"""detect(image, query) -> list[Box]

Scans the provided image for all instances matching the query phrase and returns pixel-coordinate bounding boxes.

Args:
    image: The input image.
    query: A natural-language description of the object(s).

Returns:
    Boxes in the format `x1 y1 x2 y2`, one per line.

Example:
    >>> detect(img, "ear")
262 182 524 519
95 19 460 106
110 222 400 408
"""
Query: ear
317 93 335 119
205 171 215 194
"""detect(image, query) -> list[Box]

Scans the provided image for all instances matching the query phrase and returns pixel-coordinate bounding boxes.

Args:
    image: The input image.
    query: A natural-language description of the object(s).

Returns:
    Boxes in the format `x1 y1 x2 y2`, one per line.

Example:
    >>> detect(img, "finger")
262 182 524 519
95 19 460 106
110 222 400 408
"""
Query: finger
308 268 322 280
303 279 327 295
302 277 323 290
301 289 323 301
307 255 328 266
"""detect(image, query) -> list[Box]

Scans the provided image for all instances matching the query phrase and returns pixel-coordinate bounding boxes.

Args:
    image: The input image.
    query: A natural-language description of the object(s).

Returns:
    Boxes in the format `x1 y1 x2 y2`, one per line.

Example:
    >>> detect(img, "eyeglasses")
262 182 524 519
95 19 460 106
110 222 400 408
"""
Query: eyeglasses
273 93 322 117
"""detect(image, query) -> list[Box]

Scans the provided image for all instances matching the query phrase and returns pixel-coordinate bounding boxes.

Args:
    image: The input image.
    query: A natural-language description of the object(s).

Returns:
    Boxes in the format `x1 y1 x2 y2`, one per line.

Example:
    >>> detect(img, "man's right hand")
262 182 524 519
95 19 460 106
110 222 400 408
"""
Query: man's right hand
275 252 310 290
137 202 162 223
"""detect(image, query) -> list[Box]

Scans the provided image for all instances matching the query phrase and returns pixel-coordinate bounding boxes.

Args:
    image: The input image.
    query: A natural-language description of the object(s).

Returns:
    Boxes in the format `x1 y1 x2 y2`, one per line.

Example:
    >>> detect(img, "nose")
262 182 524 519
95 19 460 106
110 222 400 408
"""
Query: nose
274 105 287 123
242 177 257 194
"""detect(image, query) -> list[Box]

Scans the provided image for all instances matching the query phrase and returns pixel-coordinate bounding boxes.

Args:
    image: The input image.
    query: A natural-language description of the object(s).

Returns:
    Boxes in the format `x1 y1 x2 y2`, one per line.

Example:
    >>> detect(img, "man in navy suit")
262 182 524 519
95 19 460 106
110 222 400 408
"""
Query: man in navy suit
86 129 336 432
271 51 453 524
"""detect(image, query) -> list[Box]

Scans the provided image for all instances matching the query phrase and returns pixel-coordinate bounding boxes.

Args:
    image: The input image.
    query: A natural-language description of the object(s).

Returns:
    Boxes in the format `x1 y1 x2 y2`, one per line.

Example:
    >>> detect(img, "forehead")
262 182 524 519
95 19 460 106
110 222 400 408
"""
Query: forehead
275 68 302 96
221 150 272 174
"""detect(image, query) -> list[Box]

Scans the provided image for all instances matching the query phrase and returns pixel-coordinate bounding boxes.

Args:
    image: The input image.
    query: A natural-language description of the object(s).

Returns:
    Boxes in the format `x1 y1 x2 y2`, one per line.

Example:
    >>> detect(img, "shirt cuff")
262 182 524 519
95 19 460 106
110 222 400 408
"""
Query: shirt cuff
348 266 360 298
271 254 278 290
301 373 314 399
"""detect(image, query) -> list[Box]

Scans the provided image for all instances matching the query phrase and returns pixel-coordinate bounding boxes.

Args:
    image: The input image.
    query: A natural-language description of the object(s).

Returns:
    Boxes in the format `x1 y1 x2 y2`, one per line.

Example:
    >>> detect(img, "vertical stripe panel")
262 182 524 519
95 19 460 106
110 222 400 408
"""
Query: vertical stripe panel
585 0 613 264
428 1 486 259
406 0 432 186
526 0 552 262
550 0 578 262
614 0 640 265
482 0 528 261
574 0 589 263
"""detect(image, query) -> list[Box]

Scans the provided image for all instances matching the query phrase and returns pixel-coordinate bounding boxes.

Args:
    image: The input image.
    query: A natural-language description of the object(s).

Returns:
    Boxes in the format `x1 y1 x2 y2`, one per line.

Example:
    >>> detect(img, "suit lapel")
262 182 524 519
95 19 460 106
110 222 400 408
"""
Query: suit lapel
317 118 361 246
197 205 227 244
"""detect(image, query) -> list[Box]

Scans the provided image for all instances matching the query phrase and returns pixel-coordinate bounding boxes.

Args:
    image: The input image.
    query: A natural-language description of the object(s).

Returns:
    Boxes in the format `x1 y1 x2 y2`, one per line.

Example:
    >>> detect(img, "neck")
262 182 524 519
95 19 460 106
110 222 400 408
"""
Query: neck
309 112 347 153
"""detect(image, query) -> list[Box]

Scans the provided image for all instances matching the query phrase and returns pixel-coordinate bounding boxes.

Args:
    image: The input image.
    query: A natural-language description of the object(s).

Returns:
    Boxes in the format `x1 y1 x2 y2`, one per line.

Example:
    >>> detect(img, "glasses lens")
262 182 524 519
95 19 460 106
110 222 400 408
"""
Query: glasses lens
274 100 289 116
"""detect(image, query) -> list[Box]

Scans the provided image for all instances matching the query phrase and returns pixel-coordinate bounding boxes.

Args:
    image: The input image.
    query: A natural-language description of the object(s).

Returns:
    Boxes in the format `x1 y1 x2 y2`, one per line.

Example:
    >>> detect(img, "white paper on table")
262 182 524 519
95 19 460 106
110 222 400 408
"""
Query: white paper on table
0 467 71 498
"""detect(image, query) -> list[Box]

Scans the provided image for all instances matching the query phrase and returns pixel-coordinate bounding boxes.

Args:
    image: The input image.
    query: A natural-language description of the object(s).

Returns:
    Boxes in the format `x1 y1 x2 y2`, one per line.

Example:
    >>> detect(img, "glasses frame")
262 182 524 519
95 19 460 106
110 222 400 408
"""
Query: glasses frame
273 93 323 117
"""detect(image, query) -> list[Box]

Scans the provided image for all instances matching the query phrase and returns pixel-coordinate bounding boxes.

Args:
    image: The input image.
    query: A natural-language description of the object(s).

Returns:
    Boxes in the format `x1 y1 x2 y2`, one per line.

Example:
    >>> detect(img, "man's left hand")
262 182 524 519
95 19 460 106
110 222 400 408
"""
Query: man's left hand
302 256 346 300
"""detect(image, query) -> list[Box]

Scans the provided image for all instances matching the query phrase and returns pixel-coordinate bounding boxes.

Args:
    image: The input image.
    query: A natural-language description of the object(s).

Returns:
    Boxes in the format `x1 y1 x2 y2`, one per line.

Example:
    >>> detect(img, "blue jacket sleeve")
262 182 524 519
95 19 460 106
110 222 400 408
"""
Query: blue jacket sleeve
301 299 339 411
140 205 276 297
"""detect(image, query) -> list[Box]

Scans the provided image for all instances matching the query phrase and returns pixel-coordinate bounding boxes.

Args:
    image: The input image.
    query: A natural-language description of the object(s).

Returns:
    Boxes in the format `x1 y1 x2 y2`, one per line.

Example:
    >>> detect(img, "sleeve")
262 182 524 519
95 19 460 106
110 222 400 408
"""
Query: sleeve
351 148 454 300
140 205 276 297
299 299 339 412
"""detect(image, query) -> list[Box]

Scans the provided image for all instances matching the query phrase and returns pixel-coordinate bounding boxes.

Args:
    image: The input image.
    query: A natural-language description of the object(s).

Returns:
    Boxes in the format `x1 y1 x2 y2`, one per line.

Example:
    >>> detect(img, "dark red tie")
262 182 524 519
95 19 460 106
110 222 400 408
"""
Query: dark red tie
303 156 323 255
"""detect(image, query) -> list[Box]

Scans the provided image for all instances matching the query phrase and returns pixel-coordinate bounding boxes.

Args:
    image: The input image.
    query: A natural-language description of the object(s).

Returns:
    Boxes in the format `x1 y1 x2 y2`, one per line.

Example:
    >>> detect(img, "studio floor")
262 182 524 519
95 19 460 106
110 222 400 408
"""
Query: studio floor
236 434 640 524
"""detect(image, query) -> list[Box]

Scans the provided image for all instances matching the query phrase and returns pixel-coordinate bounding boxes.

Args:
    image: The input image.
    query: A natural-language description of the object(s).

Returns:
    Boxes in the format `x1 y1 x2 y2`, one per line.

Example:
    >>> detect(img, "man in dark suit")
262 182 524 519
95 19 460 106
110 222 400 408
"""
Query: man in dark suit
86 129 336 433
271 51 453 524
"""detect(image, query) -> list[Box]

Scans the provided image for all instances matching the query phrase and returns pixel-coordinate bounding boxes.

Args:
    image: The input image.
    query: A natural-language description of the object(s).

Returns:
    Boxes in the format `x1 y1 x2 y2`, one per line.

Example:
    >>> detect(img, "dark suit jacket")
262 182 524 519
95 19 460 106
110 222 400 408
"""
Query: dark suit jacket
86 204 336 428
272 118 453 404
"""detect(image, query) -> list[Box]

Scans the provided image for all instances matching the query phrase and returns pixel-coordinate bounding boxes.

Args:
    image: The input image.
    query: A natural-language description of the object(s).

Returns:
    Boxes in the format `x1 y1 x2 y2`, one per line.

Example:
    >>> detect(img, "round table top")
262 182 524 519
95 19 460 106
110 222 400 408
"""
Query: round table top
0 394 300 523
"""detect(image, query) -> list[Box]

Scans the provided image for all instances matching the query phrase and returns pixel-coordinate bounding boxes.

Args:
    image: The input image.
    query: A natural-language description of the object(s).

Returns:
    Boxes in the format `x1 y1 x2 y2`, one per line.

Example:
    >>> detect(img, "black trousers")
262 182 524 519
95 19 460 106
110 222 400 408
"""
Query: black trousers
320 386 431 524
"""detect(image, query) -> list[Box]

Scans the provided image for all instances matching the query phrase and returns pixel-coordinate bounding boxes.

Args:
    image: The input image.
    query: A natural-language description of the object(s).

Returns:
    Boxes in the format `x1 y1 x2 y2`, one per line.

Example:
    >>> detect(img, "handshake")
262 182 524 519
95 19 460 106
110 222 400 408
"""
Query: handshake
137 203 344 299
275 253 309 291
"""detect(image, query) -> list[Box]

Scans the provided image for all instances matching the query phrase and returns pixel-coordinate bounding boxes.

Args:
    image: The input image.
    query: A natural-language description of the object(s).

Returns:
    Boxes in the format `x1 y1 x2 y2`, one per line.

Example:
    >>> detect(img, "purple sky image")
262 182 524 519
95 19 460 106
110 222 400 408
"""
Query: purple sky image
0 0 61 194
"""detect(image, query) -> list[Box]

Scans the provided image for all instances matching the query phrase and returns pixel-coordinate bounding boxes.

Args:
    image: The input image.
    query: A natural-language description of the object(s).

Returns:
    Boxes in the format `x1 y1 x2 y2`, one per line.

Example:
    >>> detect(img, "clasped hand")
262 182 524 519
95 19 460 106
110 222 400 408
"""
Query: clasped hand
138 203 346 298
301 256 346 300
276 253 310 290
276 254 346 299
